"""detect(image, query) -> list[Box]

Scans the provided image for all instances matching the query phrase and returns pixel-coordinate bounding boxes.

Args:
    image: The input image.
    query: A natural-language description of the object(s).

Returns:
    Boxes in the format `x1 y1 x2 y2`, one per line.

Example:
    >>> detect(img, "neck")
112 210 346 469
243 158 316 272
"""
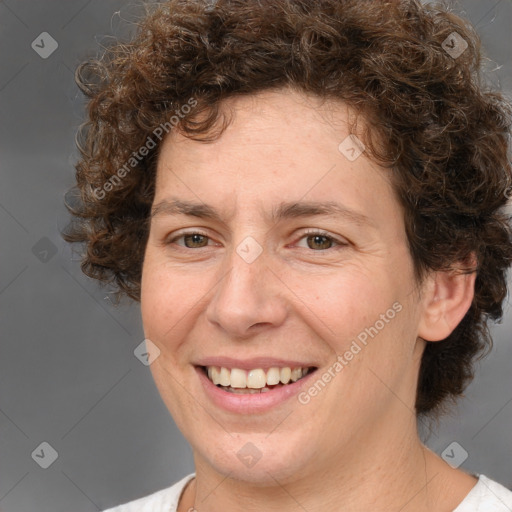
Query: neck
180 414 474 512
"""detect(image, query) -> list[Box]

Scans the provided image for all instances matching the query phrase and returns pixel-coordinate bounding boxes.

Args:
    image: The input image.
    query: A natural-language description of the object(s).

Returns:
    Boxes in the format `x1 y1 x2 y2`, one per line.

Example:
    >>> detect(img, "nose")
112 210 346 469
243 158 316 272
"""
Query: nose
205 241 288 339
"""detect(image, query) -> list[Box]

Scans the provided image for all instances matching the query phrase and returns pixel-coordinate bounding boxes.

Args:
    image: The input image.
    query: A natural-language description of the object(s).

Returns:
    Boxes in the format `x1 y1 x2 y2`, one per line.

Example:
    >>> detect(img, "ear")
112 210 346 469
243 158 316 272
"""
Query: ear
417 255 477 342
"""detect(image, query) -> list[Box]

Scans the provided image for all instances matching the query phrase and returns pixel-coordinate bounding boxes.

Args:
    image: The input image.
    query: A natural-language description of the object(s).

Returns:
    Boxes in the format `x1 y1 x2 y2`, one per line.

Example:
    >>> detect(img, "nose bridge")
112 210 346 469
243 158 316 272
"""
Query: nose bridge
206 233 287 336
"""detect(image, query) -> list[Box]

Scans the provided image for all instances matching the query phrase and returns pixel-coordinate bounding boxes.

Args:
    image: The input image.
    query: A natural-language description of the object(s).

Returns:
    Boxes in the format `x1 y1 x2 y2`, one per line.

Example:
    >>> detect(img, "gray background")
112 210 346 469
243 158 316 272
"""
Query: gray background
0 1 511 511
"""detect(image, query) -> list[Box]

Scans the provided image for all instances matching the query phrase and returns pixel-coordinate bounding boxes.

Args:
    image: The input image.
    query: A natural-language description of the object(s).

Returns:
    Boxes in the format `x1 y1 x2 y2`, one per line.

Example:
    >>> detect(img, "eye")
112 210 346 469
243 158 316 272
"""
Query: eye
165 229 347 252
295 230 347 251
166 230 214 249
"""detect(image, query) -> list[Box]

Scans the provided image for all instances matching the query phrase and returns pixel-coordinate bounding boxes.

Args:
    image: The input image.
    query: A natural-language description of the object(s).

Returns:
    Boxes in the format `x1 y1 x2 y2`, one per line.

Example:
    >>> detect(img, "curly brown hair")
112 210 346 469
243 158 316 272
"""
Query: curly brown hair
63 0 512 416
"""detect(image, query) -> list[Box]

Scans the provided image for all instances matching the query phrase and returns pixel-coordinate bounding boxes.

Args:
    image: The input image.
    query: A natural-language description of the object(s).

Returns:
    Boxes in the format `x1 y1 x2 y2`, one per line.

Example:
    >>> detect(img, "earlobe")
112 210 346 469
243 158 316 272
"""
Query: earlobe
418 256 477 342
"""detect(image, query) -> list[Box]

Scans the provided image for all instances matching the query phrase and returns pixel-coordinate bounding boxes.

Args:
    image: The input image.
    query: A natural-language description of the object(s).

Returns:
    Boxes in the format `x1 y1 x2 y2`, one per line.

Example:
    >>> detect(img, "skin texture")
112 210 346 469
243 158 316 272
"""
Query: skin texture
141 88 477 512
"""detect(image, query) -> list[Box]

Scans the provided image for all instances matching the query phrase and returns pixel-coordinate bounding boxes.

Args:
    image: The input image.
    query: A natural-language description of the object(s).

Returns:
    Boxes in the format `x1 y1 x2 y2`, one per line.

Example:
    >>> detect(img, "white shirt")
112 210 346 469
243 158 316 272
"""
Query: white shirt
103 473 512 512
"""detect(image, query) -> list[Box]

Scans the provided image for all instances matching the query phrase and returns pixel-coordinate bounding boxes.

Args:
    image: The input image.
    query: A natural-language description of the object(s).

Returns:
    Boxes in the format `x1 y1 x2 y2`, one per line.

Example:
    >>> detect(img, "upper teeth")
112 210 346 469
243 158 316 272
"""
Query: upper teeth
206 366 311 388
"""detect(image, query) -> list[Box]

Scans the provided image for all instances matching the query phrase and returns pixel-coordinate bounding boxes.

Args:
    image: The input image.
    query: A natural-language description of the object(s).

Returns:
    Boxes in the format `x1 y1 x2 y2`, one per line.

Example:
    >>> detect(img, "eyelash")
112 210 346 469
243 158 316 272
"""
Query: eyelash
166 229 347 251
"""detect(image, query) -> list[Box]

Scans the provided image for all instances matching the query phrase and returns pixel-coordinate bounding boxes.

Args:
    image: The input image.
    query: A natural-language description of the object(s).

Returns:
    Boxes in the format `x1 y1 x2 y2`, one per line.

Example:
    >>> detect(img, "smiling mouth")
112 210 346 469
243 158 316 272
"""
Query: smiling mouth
200 365 317 394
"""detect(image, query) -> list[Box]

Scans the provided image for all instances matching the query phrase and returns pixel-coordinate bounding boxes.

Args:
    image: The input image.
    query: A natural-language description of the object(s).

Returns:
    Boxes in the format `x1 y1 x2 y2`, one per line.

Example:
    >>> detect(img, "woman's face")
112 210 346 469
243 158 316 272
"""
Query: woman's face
141 88 428 484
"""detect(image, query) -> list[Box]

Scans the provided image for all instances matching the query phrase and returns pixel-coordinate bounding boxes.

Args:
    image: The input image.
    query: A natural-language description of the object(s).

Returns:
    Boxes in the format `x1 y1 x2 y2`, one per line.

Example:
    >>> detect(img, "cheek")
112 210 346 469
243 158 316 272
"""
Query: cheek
140 259 201 413
140 257 198 344
286 263 398 343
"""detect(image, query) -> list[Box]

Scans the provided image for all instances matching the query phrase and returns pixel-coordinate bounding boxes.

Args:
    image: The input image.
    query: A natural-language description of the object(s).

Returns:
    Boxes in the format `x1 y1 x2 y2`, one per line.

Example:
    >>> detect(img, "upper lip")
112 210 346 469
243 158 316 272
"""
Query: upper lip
194 356 319 371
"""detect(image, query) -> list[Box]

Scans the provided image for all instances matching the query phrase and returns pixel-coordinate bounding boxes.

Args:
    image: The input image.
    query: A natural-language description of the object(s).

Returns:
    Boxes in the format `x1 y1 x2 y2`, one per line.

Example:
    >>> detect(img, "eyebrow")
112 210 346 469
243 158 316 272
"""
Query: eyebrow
150 198 373 227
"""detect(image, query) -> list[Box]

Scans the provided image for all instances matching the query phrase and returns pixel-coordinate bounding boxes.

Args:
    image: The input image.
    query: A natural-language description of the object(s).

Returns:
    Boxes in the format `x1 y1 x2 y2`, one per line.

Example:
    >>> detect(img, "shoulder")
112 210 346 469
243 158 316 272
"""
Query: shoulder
454 474 512 512
102 473 196 512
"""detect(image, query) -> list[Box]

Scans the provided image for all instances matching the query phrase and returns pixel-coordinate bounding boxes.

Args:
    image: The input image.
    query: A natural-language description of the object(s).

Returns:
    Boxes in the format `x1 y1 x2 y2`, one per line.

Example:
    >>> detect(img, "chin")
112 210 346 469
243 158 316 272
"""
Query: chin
192 429 316 486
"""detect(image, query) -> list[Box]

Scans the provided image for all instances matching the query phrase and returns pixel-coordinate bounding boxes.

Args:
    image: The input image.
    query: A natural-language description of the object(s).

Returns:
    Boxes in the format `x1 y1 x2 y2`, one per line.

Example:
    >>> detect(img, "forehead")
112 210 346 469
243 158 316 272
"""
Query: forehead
153 88 398 225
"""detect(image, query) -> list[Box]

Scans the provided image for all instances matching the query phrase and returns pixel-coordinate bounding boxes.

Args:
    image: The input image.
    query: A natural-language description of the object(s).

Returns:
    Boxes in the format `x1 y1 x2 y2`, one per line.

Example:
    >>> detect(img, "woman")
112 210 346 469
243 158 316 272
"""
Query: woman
64 0 512 510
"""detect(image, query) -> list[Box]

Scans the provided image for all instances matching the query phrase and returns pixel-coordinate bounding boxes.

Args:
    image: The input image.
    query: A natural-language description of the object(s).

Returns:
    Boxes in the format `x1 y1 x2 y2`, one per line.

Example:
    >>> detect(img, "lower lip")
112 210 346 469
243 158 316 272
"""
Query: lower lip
195 366 317 414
